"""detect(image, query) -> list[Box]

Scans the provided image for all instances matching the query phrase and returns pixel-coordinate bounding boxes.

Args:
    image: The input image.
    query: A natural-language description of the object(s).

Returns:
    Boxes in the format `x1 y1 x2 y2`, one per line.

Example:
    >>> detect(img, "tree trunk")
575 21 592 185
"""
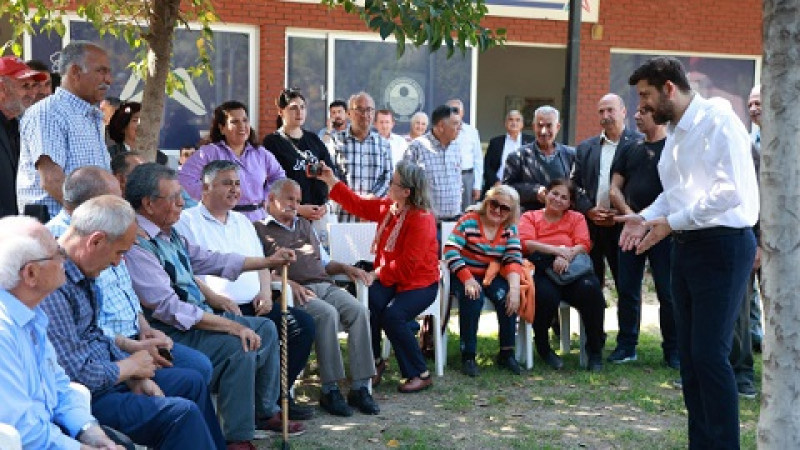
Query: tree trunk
135 0 180 162
758 1 800 448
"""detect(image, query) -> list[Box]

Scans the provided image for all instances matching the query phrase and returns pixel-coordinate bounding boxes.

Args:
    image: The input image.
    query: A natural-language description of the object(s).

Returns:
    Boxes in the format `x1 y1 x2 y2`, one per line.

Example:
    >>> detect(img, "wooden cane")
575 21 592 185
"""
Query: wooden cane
280 264 290 449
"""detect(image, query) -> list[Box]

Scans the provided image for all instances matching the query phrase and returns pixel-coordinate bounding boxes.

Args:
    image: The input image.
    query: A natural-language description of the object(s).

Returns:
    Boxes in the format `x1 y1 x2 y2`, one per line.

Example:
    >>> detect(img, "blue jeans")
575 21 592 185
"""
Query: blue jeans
369 281 438 379
616 236 677 356
91 367 225 449
171 342 214 385
451 275 516 357
672 228 755 449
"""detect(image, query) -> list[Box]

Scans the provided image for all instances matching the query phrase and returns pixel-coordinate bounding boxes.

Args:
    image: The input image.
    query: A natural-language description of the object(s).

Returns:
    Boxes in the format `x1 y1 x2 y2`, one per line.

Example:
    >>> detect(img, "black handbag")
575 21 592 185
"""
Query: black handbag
544 253 593 285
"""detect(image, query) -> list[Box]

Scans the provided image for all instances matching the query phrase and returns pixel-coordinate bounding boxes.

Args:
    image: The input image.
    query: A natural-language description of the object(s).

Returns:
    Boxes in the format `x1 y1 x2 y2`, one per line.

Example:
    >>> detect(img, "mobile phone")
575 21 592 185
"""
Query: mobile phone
157 347 173 362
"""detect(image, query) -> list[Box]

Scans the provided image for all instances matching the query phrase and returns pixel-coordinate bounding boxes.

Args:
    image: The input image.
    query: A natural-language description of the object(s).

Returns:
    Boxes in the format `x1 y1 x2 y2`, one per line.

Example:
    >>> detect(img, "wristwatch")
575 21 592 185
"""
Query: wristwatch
77 419 99 440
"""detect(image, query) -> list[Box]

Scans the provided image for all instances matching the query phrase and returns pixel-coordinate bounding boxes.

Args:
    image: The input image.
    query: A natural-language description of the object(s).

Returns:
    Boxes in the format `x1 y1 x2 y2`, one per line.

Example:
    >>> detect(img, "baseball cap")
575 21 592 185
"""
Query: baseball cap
0 56 47 81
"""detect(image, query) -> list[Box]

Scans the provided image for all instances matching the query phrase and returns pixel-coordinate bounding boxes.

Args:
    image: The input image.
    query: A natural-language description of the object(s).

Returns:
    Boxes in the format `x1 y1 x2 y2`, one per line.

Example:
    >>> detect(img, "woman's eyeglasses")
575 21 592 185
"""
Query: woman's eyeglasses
487 198 512 213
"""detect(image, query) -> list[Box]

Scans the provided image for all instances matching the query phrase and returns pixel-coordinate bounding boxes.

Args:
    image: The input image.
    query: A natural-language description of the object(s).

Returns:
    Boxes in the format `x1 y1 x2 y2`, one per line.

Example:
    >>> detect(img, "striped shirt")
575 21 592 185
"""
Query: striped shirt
404 131 462 219
17 88 110 218
331 129 392 222
443 212 523 282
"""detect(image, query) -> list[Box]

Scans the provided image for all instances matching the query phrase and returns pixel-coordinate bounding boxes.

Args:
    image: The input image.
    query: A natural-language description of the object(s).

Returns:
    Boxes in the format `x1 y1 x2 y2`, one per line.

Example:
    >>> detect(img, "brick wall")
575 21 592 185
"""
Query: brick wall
214 0 763 142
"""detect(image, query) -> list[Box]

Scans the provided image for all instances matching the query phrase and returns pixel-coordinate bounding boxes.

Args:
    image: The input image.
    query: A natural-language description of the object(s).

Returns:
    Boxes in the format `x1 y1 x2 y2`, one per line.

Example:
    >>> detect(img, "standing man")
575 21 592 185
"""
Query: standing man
572 93 641 288
620 56 758 448
17 41 112 219
331 92 392 222
504 106 575 212
319 99 349 142
24 60 54 103
447 99 483 211
746 84 764 354
0 57 46 218
403 104 463 223
375 109 408 166
608 108 678 368
483 109 534 197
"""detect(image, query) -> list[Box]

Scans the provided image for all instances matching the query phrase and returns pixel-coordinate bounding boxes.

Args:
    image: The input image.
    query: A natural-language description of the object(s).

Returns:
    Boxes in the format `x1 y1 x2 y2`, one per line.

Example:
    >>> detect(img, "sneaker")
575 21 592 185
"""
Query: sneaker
287 396 314 420
255 413 306 436
664 353 680 370
347 387 380 415
542 350 564 370
672 378 683 390
587 353 604 372
461 358 479 377
496 353 522 375
738 384 757 399
320 389 353 417
607 347 638 364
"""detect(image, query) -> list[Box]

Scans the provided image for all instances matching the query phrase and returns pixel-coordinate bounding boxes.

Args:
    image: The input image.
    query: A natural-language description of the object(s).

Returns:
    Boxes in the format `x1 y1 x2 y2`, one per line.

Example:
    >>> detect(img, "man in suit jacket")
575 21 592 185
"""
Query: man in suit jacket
0 57 46 218
572 93 642 288
503 106 575 212
483 109 534 197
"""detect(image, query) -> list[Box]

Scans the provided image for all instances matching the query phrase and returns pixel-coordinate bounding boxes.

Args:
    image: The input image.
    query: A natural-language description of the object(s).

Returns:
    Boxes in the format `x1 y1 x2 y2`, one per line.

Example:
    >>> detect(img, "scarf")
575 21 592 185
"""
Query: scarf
372 203 409 254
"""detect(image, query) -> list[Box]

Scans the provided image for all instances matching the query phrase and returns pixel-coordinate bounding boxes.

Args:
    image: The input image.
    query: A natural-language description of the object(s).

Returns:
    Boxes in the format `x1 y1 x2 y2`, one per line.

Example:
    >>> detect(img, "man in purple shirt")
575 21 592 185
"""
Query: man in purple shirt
123 163 305 449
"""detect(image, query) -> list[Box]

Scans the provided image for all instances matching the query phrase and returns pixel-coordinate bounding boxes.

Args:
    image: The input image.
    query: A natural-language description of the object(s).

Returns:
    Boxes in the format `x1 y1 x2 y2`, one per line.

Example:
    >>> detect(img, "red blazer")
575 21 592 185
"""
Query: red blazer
330 181 440 292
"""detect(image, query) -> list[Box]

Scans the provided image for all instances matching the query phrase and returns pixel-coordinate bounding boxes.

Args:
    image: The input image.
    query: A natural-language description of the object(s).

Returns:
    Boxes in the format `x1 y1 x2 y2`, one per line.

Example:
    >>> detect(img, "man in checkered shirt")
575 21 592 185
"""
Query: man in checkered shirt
16 40 112 220
331 92 393 222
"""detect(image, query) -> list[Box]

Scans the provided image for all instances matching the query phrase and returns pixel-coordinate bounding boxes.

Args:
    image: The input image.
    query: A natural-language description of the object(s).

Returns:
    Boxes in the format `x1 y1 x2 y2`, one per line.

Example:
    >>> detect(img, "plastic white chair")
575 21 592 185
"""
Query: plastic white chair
558 302 587 367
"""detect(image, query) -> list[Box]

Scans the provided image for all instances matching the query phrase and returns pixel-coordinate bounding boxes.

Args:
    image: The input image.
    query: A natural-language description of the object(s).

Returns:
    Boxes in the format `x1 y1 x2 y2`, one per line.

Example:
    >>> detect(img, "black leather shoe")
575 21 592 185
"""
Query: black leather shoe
320 389 353 417
496 353 522 375
461 358 479 377
347 387 380 415
587 353 604 372
287 396 314 420
542 350 564 370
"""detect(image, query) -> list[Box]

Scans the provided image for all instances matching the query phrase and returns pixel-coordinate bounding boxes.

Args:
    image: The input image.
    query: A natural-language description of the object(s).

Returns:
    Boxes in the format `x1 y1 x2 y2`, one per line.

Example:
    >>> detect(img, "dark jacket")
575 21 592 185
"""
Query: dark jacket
571 128 642 214
483 133 535 195
503 141 575 212
0 111 20 217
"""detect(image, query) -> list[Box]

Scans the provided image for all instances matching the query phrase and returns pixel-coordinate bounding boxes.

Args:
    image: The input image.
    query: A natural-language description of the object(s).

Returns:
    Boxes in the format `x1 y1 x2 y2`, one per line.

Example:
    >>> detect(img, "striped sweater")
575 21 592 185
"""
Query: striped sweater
443 211 523 283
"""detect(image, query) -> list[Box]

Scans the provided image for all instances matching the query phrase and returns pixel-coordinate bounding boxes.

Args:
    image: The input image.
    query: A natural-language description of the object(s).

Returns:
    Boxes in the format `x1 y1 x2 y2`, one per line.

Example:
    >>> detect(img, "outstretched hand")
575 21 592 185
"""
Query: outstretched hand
616 214 671 255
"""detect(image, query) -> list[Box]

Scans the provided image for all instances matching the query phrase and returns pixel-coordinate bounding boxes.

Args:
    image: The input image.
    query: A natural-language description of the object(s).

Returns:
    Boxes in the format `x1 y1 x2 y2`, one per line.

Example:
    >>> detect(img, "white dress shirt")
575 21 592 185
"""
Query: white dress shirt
385 132 409 166
640 95 759 230
456 122 484 190
497 133 523 180
596 132 618 209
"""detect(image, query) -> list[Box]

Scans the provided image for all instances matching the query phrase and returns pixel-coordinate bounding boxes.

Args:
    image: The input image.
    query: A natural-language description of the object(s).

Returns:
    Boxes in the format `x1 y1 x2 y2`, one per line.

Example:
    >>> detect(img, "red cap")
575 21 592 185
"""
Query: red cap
0 56 47 82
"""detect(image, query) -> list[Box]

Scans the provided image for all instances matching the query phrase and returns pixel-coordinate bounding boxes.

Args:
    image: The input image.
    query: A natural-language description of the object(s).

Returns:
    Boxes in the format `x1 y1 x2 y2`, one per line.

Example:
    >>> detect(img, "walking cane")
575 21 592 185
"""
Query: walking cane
280 264 291 449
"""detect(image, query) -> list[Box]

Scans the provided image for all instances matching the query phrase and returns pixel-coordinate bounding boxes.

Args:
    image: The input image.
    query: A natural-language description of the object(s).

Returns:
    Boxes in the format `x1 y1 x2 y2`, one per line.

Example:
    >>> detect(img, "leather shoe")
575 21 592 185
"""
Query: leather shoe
398 375 432 393
587 353 604 372
320 389 353 417
287 396 314 420
226 441 256 450
347 387 380 414
255 413 305 436
461 358 479 377
542 350 564 370
372 359 387 387
496 353 521 375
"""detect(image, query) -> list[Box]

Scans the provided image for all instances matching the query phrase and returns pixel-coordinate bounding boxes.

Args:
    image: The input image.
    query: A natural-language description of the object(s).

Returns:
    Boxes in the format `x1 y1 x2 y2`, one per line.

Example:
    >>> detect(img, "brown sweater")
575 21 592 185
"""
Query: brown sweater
254 217 331 285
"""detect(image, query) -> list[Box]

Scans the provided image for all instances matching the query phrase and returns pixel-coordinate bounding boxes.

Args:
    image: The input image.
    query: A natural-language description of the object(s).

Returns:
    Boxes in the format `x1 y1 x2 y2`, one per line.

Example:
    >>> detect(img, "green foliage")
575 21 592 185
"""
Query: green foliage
323 0 506 58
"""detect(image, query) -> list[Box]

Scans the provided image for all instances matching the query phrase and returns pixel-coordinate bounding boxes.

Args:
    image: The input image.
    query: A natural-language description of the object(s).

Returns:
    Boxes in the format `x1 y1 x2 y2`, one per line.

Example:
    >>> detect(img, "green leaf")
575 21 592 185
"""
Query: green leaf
11 42 22 56
379 21 395 40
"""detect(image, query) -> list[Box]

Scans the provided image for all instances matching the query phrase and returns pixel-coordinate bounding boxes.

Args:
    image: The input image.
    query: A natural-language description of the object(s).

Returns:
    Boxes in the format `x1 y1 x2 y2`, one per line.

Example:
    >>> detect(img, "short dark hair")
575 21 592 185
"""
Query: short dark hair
125 163 177 210
25 59 49 72
110 151 142 176
108 101 141 144
376 109 393 118
431 105 459 126
628 56 692 93
329 99 347 110
209 100 257 146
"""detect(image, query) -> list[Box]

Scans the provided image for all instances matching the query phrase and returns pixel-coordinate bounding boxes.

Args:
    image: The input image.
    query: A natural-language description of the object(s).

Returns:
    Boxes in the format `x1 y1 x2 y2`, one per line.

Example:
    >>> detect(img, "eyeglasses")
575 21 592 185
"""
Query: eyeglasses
26 245 67 265
487 199 512 213
153 192 184 204
352 106 375 115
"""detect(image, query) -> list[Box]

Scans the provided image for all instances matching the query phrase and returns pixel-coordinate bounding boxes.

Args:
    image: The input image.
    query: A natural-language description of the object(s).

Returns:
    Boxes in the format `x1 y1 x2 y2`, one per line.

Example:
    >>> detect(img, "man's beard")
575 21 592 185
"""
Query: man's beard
332 118 345 128
650 92 674 125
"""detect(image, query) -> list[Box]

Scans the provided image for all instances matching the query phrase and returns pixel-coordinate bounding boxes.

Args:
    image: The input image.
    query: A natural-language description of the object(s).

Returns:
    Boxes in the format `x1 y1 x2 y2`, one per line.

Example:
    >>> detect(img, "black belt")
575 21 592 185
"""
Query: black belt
233 203 261 212
672 226 748 244
462 169 474 174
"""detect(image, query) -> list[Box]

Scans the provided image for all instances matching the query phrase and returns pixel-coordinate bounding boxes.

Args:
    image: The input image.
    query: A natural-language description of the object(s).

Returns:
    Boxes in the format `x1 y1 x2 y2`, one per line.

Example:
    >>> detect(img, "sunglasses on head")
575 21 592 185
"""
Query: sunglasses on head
488 198 511 213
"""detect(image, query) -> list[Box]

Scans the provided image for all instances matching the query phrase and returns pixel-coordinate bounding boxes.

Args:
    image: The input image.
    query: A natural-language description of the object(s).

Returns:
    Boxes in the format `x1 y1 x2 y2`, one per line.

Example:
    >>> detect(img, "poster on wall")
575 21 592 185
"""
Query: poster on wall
485 0 599 22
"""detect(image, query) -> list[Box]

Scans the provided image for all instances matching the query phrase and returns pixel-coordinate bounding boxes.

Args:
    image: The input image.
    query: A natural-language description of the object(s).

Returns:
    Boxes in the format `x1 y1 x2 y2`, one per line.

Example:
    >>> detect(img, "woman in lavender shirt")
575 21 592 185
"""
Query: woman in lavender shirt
179 101 285 221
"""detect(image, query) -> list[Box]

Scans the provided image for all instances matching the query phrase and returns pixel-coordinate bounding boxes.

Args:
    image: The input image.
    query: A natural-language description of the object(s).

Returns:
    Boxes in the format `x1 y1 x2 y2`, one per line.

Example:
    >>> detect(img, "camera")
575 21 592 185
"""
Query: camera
305 161 323 177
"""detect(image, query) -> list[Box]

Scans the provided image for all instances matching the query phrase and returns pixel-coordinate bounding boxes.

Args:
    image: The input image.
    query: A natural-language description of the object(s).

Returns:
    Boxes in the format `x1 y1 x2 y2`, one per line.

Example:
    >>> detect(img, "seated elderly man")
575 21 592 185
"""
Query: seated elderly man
40 195 225 449
46 165 213 384
122 163 304 449
0 215 123 449
254 178 379 416
175 160 315 420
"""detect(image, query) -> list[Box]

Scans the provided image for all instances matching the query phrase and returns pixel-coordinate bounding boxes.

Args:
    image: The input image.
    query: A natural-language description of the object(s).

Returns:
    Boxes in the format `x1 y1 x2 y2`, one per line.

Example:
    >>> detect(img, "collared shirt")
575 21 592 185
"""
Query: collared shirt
261 213 332 266
175 203 263 305
0 289 95 450
177 140 286 221
125 215 246 331
17 88 110 218
40 259 129 394
497 133 523 180
596 131 619 209
640 95 759 230
46 210 142 339
456 122 483 190
331 129 393 222
404 131 463 219
385 132 409 167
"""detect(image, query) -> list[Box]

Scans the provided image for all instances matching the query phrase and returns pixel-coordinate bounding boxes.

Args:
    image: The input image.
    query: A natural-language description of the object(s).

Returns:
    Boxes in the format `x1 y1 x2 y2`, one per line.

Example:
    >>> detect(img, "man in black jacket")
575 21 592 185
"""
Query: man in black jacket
572 93 642 288
483 109 534 197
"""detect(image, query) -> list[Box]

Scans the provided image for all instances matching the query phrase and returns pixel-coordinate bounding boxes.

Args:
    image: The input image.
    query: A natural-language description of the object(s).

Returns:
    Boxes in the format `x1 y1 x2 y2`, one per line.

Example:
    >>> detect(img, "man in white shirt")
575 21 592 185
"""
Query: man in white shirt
620 56 758 449
375 109 408 166
446 99 483 211
483 110 534 197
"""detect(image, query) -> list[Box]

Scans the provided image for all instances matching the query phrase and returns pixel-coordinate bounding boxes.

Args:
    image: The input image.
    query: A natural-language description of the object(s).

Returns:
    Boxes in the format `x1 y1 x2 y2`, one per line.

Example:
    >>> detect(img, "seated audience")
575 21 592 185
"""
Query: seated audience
123 163 304 448
443 185 523 377
318 160 440 393
254 178 379 416
0 215 127 449
518 179 606 371
40 195 225 448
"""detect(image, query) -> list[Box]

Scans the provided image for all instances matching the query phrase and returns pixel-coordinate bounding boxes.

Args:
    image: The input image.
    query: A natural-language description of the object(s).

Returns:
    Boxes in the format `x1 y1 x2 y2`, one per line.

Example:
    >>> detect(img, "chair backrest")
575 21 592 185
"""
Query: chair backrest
328 222 377 265
440 221 457 255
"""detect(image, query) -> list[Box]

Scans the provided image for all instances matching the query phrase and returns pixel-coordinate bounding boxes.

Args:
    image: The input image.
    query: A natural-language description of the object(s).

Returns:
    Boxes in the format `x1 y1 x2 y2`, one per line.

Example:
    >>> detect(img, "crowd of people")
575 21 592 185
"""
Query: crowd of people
0 39 763 450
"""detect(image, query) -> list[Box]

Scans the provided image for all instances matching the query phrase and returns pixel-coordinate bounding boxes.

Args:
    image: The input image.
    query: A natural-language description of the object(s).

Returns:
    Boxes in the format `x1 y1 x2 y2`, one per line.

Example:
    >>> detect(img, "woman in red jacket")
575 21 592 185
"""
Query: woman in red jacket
319 160 440 393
